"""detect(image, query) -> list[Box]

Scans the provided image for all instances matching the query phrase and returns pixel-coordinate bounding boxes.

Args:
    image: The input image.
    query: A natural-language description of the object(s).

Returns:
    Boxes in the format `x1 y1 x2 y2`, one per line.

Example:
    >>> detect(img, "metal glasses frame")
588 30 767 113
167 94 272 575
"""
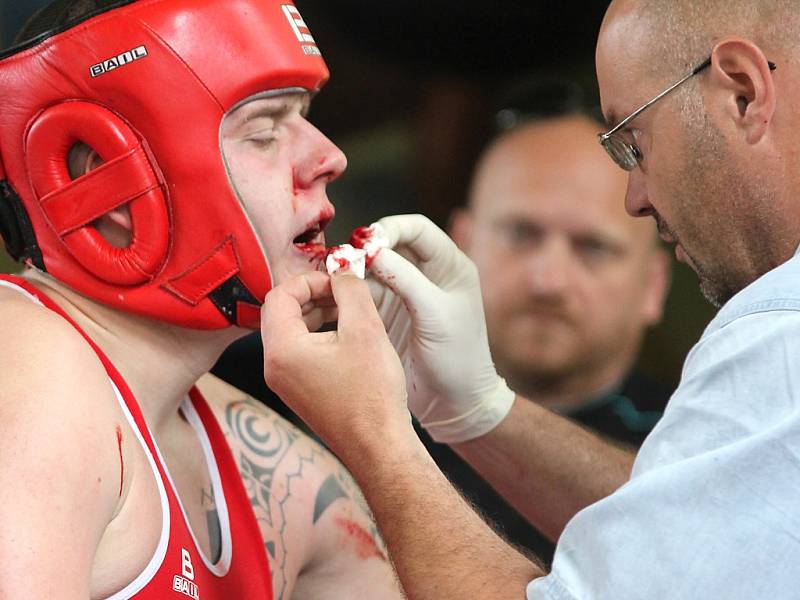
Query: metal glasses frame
598 56 777 171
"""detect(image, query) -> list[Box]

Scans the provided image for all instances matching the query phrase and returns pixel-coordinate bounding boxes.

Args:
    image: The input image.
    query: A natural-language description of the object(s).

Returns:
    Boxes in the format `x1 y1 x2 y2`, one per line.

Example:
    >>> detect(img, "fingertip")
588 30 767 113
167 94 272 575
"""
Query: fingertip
330 268 366 289
261 271 335 337
375 216 399 247
330 269 384 328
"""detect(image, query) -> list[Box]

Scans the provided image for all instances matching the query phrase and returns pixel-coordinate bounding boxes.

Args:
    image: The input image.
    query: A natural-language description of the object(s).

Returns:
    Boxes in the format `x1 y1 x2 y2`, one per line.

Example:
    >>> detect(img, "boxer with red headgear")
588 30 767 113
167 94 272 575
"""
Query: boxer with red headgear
0 1 403 598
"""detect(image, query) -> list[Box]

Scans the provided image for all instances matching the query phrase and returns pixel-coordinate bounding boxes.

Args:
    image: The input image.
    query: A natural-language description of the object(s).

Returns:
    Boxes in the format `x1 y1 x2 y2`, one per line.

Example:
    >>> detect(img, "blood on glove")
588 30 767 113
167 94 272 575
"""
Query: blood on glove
323 223 390 279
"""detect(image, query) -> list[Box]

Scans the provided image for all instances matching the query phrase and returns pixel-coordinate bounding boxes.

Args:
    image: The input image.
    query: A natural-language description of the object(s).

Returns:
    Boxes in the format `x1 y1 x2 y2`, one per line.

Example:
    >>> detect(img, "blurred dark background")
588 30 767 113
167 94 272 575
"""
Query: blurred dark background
0 0 715 386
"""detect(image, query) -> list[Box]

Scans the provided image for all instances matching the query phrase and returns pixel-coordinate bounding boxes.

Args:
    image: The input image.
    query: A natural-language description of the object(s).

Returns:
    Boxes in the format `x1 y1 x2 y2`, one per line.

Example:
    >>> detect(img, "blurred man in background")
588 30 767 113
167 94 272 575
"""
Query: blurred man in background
453 99 670 441
419 91 671 561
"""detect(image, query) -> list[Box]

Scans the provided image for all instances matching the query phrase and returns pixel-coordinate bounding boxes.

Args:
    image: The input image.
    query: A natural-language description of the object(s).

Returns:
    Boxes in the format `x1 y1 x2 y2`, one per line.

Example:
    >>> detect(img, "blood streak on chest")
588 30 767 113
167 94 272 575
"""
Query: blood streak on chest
116 425 124 497
335 516 387 561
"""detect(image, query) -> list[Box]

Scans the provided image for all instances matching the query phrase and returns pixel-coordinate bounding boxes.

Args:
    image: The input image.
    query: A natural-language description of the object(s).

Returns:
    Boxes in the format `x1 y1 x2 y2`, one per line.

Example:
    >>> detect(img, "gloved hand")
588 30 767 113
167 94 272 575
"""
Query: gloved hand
368 214 516 444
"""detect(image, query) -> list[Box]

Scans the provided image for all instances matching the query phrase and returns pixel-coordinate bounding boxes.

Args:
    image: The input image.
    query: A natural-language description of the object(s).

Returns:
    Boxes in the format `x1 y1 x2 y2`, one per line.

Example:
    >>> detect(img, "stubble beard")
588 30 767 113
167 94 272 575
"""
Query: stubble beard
489 319 625 400
656 213 731 308
665 109 772 308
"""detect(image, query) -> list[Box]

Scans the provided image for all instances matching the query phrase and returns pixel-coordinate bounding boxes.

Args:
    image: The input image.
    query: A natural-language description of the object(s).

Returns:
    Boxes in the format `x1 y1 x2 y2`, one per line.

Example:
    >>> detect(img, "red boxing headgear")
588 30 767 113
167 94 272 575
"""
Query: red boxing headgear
0 0 329 329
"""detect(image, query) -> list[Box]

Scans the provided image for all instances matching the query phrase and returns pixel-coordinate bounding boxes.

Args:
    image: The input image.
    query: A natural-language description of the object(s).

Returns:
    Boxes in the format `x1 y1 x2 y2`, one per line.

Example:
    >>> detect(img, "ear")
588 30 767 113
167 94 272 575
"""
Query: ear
641 246 672 326
83 148 103 174
448 207 474 252
709 39 777 145
102 205 133 231
75 146 133 233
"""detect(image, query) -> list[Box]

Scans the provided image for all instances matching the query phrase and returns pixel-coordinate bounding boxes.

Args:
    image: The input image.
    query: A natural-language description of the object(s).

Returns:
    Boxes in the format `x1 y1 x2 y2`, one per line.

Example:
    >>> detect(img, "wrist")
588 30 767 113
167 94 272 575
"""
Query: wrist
333 403 420 472
424 378 516 444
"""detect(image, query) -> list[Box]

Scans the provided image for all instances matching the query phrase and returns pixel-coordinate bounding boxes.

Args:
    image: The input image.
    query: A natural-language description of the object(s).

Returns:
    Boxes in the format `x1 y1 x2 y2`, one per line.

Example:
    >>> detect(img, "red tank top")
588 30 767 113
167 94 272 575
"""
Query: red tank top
0 275 273 600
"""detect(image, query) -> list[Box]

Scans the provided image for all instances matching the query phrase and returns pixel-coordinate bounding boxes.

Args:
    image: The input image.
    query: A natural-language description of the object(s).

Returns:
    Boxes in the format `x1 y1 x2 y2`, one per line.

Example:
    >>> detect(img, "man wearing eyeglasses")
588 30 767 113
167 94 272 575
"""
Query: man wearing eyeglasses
258 0 800 598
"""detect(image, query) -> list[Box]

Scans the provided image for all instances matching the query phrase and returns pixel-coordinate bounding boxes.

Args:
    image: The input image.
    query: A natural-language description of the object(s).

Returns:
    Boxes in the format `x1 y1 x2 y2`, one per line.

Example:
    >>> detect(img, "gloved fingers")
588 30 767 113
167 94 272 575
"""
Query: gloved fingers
381 297 413 352
370 247 442 309
367 274 408 321
366 276 391 308
376 214 455 263
262 271 333 338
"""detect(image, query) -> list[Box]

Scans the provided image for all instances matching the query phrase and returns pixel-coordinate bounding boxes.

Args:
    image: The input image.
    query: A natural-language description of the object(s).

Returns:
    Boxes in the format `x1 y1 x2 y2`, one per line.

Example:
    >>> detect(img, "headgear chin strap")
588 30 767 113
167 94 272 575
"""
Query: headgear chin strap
0 0 329 329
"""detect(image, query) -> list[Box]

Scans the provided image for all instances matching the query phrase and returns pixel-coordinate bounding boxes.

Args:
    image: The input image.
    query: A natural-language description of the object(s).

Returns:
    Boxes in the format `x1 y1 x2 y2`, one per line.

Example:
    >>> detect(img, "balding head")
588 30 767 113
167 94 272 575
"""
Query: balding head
469 115 656 247
452 114 670 405
605 0 799 80
596 0 800 307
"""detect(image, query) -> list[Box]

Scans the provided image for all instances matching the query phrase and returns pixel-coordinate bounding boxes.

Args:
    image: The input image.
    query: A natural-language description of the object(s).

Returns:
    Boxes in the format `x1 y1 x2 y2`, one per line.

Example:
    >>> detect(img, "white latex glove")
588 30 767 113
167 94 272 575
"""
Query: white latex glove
367 214 515 444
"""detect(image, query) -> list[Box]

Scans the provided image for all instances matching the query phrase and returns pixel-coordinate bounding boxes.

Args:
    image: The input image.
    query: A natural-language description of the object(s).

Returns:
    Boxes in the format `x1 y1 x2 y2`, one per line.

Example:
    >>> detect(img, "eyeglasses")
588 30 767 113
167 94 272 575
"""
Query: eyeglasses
598 57 777 171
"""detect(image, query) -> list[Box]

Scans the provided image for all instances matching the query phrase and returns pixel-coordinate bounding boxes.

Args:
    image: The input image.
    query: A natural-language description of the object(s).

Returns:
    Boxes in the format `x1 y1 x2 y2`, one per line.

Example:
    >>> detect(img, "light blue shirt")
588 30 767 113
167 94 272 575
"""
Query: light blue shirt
528 248 800 600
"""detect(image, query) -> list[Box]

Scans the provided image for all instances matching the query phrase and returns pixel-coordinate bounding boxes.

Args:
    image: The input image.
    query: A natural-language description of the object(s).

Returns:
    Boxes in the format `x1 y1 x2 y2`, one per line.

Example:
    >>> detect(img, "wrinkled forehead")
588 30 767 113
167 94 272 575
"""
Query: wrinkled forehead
472 123 654 242
221 88 312 135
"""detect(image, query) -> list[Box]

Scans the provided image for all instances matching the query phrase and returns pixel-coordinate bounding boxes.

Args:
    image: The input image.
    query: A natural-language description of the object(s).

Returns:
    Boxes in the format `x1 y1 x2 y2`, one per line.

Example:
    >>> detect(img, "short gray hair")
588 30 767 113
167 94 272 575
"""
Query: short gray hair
634 1 798 124
639 0 798 76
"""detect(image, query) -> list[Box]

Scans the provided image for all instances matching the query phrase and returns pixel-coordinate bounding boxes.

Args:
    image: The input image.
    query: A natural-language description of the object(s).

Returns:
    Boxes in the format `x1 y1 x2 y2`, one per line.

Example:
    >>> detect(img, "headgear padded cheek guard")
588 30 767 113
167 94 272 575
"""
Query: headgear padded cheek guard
0 0 329 329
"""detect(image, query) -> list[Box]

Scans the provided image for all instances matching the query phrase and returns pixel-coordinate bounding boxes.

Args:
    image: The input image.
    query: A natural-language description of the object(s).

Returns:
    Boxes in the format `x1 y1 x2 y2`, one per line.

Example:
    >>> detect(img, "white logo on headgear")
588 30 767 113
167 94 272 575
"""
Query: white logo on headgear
90 45 148 78
281 5 321 56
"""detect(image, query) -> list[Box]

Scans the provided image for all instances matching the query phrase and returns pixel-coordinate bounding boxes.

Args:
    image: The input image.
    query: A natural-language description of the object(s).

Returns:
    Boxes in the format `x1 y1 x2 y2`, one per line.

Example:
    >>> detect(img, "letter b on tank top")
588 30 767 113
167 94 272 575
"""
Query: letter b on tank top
181 548 195 581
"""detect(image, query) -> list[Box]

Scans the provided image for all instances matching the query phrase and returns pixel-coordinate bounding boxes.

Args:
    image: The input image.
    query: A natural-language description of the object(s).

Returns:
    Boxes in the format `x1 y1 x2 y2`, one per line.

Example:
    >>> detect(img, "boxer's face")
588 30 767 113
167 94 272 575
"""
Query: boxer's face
221 91 346 285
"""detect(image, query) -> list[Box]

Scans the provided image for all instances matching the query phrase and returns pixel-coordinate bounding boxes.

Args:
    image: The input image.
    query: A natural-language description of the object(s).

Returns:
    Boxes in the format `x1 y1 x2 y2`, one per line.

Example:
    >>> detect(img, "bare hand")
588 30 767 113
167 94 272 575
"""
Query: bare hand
261 270 411 460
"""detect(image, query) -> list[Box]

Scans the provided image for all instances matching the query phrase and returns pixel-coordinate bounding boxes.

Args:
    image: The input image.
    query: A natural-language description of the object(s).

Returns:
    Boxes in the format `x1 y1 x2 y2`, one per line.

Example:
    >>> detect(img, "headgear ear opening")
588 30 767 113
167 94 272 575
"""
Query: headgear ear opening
25 102 170 286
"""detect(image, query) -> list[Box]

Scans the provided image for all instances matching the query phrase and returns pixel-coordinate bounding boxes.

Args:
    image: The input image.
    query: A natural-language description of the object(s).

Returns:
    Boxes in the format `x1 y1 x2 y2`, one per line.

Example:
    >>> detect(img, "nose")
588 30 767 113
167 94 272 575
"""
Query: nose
624 168 653 218
294 123 347 189
524 237 572 296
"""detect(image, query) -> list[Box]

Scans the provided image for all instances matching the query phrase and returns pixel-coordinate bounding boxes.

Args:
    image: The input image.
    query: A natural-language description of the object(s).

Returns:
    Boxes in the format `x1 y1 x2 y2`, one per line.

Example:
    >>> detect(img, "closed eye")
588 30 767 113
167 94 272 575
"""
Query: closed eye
247 136 276 149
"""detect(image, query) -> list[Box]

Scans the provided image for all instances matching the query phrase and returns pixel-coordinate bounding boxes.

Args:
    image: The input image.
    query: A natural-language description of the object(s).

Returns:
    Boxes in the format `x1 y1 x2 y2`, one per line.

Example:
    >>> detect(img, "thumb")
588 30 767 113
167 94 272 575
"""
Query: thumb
330 272 385 335
371 247 441 310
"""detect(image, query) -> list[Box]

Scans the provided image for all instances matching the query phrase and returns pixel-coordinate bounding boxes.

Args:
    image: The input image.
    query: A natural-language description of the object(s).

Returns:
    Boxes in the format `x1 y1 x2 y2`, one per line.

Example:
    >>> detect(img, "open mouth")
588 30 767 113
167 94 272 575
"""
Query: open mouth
293 225 323 245
293 217 332 260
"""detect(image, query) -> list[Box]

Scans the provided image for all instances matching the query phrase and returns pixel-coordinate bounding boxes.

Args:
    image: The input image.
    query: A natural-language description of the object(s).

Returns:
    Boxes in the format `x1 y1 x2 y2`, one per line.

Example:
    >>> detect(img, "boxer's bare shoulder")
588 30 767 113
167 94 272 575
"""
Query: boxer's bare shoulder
196 373 404 600
0 284 134 597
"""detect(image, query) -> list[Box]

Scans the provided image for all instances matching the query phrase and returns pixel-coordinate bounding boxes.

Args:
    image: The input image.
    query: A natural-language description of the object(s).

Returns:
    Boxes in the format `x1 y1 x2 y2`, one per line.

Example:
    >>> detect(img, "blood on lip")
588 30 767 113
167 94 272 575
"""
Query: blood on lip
294 211 334 262
297 222 377 269
296 242 328 262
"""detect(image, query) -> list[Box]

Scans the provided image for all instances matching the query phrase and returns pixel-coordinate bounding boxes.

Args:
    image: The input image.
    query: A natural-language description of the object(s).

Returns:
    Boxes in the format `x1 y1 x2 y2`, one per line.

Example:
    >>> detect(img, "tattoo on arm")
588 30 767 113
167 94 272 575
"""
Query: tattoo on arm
225 397 318 600
313 474 348 524
225 397 391 598
200 486 222 563
305 428 389 552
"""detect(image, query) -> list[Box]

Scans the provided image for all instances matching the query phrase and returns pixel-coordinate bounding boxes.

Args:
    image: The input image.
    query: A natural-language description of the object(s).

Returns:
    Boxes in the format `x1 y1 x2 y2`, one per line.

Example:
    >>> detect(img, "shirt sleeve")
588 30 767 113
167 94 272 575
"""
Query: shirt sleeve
528 310 800 600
